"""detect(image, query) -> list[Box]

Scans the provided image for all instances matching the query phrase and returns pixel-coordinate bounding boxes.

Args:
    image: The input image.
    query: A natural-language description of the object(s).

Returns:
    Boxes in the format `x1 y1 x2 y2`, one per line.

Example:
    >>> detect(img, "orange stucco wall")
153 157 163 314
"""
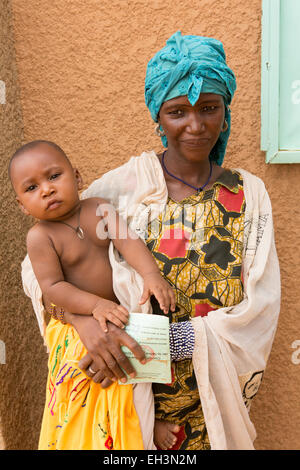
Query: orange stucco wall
1 0 300 449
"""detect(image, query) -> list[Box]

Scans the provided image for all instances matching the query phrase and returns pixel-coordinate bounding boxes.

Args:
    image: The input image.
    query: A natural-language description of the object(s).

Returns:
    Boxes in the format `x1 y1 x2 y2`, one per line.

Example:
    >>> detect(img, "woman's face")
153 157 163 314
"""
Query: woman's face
158 93 226 164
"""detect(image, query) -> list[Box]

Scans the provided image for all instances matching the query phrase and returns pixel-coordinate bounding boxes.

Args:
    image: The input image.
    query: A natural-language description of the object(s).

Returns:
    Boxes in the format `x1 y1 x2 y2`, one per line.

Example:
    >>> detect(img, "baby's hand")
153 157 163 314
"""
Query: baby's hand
139 272 176 314
92 298 129 333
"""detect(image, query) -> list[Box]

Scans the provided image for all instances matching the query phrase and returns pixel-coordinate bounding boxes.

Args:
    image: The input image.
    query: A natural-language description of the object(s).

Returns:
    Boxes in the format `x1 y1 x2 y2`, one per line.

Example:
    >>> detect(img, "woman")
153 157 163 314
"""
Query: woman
22 31 280 450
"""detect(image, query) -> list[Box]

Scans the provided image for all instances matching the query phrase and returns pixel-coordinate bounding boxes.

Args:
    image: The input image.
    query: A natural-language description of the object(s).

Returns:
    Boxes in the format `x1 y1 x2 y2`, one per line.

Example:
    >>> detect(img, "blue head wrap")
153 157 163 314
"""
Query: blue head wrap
145 31 237 165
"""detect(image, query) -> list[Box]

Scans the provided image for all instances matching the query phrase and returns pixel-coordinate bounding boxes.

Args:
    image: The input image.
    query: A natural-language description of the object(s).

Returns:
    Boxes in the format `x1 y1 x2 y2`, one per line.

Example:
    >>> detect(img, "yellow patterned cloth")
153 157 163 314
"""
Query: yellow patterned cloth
38 318 144 450
146 169 246 450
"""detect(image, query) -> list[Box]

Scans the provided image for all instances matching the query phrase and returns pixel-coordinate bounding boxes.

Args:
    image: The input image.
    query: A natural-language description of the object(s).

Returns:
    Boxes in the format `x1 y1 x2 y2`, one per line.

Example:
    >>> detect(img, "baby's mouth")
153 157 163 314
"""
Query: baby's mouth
46 200 61 210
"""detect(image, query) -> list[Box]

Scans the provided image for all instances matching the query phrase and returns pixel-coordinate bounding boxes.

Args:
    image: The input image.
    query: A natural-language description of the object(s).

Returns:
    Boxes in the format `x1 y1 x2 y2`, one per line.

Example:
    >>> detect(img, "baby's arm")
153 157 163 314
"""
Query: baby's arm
26 225 128 332
96 202 176 314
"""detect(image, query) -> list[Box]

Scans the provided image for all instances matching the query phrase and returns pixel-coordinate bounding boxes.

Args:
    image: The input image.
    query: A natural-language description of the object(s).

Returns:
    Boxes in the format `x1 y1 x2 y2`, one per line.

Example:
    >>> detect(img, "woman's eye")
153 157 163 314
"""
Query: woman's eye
202 106 217 112
170 109 184 116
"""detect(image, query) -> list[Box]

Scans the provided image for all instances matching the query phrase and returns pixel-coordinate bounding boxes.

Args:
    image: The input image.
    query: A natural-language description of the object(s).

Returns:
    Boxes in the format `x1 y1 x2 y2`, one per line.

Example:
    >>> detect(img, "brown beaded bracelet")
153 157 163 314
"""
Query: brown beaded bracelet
49 302 67 324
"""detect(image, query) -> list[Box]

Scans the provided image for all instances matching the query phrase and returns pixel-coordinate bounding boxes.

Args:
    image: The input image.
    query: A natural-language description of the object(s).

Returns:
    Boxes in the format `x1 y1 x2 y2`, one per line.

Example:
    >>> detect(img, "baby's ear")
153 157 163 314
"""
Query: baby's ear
74 168 83 190
16 197 30 216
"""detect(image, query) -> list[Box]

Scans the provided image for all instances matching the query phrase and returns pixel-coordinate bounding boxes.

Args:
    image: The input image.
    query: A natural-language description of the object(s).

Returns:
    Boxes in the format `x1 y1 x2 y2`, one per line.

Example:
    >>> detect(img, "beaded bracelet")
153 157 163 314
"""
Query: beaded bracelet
49 302 67 324
169 321 195 361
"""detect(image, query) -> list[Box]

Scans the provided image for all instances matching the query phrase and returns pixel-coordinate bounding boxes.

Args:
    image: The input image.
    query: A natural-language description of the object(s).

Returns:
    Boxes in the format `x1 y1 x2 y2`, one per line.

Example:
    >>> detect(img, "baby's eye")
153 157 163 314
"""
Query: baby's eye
26 184 37 192
49 173 61 180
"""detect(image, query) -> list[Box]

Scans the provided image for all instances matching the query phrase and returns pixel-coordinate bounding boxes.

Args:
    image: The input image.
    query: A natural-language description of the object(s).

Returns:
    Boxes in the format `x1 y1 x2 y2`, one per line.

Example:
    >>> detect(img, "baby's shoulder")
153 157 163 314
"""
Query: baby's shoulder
26 222 52 247
81 196 110 207
81 196 115 216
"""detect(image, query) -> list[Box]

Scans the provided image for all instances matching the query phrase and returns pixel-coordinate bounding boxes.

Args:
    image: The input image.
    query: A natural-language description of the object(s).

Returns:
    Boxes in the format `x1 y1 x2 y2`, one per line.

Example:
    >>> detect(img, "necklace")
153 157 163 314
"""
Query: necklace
162 151 213 192
55 204 85 239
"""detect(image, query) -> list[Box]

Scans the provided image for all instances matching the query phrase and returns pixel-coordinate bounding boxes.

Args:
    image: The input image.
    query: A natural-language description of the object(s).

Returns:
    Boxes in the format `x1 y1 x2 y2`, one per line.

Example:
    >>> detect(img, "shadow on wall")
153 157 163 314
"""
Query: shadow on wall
0 0 48 450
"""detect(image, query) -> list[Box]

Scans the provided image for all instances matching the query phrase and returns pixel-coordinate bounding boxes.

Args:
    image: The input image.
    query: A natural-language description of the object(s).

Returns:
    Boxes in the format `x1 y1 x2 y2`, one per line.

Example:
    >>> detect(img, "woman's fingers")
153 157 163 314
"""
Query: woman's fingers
91 348 127 382
93 371 116 385
78 352 93 371
73 316 146 383
101 323 147 380
115 324 147 364
79 354 115 382
84 360 100 378
78 355 117 384
99 378 114 388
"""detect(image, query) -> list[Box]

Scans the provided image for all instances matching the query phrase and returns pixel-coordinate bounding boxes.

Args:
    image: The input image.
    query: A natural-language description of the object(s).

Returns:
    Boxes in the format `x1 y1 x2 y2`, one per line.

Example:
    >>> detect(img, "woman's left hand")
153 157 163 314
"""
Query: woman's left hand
79 353 113 388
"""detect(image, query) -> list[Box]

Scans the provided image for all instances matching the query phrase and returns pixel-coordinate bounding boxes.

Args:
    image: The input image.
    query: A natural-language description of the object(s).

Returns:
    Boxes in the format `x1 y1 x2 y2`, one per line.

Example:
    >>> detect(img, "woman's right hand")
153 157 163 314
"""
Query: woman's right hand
65 312 146 386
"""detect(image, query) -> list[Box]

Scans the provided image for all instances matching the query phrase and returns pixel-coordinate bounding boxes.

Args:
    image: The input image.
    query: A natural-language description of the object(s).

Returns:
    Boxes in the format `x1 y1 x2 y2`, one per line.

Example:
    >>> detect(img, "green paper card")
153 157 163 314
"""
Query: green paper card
119 313 171 384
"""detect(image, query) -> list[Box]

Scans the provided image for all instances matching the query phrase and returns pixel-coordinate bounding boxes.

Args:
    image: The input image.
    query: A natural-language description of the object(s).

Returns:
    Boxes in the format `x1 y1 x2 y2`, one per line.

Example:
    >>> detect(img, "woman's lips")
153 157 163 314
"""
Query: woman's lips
181 138 210 147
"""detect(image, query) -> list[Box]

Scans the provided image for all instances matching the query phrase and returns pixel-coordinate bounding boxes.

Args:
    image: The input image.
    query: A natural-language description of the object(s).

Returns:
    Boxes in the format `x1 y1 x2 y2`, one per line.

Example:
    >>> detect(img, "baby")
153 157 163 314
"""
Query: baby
9 140 176 450
9 140 175 330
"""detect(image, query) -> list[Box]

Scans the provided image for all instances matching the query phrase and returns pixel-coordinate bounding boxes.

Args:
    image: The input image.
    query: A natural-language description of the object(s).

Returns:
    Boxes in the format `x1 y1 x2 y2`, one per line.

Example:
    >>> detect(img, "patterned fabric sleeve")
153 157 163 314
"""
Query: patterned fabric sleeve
169 321 195 361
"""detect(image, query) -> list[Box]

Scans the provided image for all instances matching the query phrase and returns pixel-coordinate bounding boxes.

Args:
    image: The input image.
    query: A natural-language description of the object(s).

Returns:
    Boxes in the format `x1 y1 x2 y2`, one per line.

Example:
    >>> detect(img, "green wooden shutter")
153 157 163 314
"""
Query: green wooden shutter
261 0 300 163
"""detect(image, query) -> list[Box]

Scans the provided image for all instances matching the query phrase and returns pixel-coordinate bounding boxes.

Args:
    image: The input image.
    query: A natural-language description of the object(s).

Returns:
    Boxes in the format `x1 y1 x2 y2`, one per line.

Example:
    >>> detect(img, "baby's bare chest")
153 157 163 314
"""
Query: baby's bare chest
48 220 111 270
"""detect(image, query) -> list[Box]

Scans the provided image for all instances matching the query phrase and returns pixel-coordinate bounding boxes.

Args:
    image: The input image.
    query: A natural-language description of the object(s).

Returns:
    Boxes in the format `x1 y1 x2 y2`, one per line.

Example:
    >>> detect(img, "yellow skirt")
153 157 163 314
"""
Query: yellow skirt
39 318 144 450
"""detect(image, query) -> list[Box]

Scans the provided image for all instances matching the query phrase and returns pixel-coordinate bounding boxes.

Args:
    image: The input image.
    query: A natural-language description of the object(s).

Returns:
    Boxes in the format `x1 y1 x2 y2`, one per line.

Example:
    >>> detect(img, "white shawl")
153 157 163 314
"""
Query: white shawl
21 151 280 450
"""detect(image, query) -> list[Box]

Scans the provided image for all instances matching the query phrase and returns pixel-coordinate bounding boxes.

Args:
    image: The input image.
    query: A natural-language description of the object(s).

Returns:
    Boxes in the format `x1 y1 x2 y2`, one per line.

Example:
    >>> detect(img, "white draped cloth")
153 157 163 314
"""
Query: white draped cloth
22 151 280 450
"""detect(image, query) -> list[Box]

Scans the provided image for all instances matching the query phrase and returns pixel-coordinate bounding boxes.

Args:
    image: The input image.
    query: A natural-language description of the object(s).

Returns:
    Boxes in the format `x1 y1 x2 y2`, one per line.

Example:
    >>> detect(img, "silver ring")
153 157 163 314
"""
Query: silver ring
88 366 97 375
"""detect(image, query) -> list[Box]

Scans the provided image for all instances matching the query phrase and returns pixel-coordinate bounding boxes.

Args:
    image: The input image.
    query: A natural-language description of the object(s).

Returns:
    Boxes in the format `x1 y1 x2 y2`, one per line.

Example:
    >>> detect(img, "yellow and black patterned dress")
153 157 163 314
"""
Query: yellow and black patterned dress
146 169 246 450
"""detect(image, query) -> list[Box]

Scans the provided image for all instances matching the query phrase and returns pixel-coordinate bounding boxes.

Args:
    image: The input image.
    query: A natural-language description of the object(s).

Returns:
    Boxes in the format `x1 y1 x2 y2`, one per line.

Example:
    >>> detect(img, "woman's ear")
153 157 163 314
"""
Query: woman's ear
222 120 228 132
16 197 30 216
74 168 83 190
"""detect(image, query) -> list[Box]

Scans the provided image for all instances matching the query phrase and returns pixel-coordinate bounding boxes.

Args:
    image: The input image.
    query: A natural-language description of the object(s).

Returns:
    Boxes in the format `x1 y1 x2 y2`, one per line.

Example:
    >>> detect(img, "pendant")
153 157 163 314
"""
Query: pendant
76 226 85 239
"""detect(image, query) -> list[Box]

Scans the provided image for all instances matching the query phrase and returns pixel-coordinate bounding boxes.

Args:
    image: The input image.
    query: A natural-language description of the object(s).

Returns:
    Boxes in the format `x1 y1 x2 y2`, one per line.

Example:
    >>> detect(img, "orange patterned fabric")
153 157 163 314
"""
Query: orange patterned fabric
146 169 246 450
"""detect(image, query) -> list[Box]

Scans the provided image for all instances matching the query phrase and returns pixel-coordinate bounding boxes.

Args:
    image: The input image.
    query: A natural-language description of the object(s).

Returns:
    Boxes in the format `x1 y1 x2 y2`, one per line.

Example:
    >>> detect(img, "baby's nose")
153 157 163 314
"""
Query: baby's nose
41 182 55 196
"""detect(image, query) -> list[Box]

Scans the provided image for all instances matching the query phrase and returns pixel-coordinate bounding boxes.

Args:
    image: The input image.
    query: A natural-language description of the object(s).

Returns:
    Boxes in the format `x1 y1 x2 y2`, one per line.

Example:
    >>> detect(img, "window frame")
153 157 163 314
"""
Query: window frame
261 0 300 163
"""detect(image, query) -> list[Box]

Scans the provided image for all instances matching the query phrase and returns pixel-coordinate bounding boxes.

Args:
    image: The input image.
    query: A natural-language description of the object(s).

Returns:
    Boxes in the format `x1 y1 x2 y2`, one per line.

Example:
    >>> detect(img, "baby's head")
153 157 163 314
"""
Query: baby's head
9 140 83 220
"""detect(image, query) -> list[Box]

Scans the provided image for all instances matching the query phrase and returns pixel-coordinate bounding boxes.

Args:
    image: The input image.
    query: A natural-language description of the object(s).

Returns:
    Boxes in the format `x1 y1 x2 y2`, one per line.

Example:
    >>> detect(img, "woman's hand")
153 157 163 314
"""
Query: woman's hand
65 312 146 386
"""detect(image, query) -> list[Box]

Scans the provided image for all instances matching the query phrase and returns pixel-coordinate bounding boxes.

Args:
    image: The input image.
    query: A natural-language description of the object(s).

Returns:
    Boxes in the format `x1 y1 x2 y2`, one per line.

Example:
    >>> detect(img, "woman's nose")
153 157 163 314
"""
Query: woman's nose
187 113 204 133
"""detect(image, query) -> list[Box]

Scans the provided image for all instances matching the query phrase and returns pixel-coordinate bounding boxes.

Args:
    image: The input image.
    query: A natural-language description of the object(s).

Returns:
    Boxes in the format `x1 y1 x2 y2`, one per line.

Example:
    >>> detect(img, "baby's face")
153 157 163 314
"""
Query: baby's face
11 143 82 221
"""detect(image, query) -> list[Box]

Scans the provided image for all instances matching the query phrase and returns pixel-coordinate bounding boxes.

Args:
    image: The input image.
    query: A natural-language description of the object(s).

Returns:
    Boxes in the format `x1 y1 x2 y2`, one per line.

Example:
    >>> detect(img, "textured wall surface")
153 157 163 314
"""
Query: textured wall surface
0 0 48 450
1 0 299 449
